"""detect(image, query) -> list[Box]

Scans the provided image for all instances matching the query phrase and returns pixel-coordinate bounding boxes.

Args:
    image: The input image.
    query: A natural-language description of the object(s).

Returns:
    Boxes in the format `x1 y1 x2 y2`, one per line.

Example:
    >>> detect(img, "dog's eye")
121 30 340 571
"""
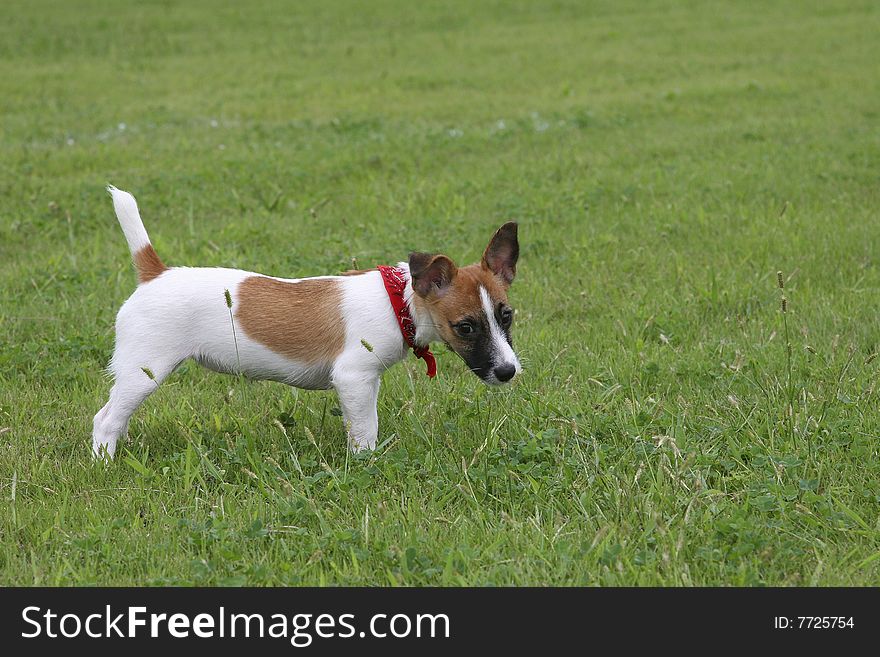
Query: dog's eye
454 321 476 337
500 308 513 326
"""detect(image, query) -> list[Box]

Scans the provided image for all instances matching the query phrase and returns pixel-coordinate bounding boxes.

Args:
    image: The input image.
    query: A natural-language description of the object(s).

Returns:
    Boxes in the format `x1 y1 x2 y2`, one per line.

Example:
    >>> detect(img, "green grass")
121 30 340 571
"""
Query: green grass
2 0 880 585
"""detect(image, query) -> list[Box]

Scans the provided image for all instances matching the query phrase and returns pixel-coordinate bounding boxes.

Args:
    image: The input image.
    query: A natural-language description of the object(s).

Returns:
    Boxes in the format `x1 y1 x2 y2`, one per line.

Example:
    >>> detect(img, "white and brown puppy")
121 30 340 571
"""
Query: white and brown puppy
92 186 521 458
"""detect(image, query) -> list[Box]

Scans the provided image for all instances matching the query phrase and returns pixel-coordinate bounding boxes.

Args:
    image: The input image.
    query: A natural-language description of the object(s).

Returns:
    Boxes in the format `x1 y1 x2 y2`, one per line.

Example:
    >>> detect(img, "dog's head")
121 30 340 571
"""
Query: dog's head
409 222 521 385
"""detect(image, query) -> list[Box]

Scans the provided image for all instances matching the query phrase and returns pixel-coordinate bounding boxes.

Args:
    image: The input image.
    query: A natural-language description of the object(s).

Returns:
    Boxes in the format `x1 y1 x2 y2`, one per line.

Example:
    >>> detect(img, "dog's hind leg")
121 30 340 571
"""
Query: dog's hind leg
92 355 178 460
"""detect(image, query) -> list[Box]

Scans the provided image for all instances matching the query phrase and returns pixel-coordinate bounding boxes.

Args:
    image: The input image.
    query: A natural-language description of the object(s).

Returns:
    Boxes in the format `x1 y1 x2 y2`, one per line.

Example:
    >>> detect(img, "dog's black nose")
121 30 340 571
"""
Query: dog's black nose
494 364 516 382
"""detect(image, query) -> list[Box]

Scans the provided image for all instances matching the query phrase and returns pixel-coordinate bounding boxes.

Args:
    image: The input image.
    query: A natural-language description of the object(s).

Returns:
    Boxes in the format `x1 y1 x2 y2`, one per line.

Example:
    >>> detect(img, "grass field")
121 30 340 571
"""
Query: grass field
2 0 880 586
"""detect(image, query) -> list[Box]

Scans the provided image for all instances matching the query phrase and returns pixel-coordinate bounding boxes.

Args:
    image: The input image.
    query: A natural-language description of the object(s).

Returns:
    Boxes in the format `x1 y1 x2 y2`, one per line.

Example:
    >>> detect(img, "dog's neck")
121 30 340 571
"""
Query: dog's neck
397 262 442 348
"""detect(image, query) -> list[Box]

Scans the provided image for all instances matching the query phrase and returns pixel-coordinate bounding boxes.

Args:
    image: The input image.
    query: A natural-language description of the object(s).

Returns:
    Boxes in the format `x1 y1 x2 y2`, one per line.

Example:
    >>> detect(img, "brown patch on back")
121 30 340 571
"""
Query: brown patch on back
133 245 167 284
235 276 345 364
416 263 508 350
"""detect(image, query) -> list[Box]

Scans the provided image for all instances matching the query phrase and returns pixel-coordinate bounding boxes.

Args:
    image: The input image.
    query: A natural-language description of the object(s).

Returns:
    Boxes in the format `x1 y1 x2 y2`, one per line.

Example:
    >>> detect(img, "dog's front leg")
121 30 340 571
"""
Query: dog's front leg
332 371 380 451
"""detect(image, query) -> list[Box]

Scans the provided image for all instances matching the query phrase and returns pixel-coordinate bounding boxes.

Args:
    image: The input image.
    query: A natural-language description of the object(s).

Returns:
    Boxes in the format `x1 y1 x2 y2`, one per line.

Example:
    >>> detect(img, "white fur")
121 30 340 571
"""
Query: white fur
332 270 410 450
479 285 521 384
107 185 150 254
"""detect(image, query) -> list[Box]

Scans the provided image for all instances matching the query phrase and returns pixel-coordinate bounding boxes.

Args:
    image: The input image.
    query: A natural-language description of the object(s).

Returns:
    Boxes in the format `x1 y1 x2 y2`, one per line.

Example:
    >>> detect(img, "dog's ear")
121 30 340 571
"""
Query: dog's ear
409 252 458 298
481 222 518 286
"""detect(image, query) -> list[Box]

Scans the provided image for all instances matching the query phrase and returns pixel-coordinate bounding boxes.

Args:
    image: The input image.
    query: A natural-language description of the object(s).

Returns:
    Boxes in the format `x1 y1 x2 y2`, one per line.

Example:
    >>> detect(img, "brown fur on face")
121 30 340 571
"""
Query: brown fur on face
133 245 167 284
415 263 509 351
235 276 345 364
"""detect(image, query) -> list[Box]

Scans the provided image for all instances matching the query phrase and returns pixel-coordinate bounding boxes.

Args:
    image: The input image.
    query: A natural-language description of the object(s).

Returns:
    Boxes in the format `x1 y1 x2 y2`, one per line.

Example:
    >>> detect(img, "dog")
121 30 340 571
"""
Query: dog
92 186 521 458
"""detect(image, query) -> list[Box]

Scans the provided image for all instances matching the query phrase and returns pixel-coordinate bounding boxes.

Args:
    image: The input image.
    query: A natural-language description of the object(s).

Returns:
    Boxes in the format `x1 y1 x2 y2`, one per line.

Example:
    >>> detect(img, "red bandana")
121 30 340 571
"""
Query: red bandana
377 265 437 378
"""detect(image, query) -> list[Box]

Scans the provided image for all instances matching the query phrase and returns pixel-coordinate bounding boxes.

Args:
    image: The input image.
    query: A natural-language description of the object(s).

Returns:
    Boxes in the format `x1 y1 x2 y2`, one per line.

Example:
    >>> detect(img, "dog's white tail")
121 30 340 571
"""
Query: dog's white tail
107 185 150 254
107 185 167 284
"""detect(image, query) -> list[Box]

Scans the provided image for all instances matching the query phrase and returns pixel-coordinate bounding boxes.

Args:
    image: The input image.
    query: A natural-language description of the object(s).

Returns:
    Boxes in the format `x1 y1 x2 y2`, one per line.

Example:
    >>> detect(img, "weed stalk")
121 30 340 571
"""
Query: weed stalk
225 288 249 412
777 271 803 460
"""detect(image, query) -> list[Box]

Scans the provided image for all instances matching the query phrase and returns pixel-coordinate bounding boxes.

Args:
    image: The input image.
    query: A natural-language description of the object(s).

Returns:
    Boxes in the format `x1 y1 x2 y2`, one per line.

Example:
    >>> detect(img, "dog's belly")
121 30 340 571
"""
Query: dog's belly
192 352 333 390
